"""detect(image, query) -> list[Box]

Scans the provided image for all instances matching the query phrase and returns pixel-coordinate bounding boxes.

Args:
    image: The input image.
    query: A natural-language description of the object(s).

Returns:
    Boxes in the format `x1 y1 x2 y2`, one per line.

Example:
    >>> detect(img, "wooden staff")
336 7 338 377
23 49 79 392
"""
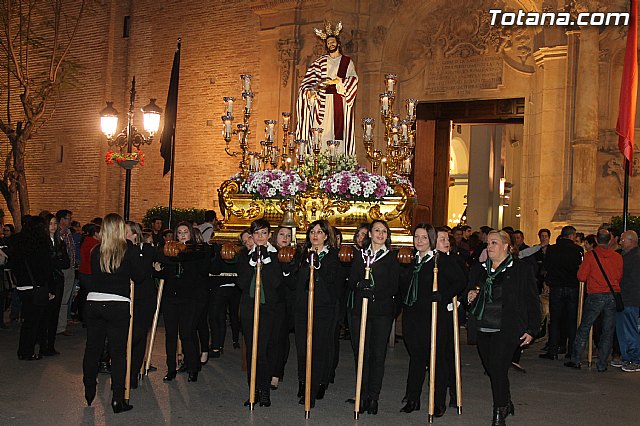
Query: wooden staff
452 295 462 415
354 254 372 420
577 281 593 366
305 251 316 419
125 280 135 403
428 254 439 424
144 279 165 376
249 255 263 410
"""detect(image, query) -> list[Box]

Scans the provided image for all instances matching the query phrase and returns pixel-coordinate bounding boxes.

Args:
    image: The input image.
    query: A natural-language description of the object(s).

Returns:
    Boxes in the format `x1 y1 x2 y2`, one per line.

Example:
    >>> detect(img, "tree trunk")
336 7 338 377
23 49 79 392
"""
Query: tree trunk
13 137 30 217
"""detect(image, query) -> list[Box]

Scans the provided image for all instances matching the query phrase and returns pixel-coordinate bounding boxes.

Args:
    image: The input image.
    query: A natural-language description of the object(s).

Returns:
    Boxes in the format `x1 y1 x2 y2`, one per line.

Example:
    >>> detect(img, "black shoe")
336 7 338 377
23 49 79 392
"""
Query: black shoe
163 370 177 381
597 367 607 372
298 396 316 408
233 341 240 349
18 354 42 361
557 346 567 355
400 400 420 413
210 350 221 359
200 352 209 365
368 399 378 415
41 349 60 356
539 352 558 360
316 383 326 400
259 389 271 407
98 362 111 374
148 365 158 372
188 372 198 382
130 377 138 389
297 381 305 398
345 398 356 404
492 406 508 426
358 398 371 414
507 401 515 417
564 361 581 369
111 400 133 414
177 364 187 373
401 394 408 403
434 405 446 417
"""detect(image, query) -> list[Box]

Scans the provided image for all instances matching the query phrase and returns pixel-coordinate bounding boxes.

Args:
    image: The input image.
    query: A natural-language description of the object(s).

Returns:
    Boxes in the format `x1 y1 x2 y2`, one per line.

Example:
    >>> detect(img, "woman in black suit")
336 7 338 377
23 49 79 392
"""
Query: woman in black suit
158 221 211 383
294 220 341 407
466 230 540 426
349 219 400 415
236 219 283 407
82 213 145 413
11 215 54 361
399 224 466 415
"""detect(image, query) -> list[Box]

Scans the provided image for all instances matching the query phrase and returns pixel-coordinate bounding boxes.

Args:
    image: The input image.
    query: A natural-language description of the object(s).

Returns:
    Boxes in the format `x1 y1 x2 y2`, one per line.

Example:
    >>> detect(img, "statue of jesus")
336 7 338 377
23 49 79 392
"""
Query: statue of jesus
295 21 358 156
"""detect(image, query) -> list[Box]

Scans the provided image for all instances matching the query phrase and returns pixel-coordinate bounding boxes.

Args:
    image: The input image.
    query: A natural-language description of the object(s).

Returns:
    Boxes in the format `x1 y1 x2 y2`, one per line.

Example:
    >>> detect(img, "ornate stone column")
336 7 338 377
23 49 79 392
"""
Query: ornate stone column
569 27 600 223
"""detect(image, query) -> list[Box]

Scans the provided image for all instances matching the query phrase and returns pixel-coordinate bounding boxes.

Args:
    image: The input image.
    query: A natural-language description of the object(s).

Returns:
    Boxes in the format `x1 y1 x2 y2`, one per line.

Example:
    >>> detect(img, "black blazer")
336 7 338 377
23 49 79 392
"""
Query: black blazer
400 251 467 315
236 248 282 310
295 247 342 313
466 259 541 340
349 248 400 317
157 242 211 301
90 241 146 298
130 243 159 301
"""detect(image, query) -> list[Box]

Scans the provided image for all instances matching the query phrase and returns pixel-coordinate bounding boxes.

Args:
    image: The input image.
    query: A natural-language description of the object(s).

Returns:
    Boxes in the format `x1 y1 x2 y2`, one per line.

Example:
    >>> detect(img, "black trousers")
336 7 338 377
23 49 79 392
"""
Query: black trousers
162 297 199 373
211 286 241 349
77 273 91 323
294 307 334 401
350 311 394 401
269 301 290 380
241 303 276 392
82 301 130 401
548 286 578 354
130 297 156 381
476 331 519 408
17 289 46 357
193 297 209 354
39 279 64 352
403 307 455 406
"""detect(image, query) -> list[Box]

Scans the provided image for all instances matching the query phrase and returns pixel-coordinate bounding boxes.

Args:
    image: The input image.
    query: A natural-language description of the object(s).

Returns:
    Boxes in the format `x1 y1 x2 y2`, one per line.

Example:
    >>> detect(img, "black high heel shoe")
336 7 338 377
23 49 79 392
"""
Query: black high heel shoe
297 381 305 398
188 371 198 382
400 400 420 413
368 399 379 415
358 398 371 414
316 383 326 400
163 370 177 381
111 400 133 413
259 389 271 407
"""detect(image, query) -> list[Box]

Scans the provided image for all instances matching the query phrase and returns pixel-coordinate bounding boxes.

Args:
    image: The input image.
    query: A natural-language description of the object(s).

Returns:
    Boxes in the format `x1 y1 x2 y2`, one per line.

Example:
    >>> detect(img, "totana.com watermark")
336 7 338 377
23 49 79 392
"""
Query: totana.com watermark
489 9 629 26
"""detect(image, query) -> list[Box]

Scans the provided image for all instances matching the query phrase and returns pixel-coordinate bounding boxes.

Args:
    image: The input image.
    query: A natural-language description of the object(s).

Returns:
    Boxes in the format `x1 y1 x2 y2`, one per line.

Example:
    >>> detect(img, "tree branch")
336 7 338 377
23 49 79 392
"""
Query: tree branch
52 0 85 81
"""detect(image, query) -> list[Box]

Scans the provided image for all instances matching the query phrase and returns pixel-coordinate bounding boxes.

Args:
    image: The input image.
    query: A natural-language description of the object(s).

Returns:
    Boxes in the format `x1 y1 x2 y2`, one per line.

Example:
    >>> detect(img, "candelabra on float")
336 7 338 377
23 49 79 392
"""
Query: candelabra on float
362 73 418 179
222 75 254 179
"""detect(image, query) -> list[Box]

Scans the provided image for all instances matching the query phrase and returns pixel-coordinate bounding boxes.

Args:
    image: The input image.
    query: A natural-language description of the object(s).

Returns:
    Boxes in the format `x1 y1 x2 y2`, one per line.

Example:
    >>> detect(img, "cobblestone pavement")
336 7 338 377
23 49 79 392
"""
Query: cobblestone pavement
0 319 637 425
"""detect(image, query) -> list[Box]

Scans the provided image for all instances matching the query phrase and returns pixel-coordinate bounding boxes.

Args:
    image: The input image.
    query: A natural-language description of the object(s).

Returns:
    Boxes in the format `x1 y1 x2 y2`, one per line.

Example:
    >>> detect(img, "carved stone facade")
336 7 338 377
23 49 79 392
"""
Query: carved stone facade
3 0 637 239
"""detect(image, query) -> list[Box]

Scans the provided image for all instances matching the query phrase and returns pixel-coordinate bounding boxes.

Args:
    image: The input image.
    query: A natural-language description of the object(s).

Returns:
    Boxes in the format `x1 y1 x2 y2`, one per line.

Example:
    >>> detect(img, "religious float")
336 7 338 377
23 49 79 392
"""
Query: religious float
215 23 419 244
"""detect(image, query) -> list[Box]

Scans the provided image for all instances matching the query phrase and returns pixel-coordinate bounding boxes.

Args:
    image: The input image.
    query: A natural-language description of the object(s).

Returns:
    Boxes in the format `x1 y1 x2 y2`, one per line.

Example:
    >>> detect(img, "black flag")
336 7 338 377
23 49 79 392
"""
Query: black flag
160 40 181 176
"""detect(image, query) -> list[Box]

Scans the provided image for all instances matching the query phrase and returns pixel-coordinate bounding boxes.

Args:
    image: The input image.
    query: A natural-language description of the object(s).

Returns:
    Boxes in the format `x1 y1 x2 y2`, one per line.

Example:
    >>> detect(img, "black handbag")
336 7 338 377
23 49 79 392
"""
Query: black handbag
592 251 624 312
24 259 49 307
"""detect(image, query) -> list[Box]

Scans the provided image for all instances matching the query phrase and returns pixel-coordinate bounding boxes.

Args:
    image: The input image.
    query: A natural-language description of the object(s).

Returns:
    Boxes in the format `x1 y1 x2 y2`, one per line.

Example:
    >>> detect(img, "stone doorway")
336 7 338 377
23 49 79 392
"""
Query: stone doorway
412 98 524 228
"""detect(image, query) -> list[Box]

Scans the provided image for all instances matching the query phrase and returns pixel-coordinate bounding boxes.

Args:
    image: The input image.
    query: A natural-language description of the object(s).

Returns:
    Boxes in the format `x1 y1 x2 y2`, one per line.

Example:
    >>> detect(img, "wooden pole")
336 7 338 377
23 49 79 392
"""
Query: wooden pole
354 262 371 420
145 279 165 376
452 295 462 415
305 253 315 419
249 258 263 410
125 280 135 403
428 261 439 423
577 281 593 366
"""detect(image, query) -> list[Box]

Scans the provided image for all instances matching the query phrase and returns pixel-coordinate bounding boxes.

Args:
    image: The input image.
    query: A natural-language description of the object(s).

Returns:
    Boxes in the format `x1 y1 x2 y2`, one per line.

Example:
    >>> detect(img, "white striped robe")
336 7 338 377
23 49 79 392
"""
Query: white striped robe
295 54 358 155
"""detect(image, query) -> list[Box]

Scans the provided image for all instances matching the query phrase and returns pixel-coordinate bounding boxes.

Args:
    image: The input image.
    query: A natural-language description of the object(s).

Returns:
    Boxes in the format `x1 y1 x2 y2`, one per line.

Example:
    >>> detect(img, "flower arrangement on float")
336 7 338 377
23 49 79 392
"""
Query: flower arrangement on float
319 166 395 201
298 153 358 178
240 169 307 198
105 148 145 166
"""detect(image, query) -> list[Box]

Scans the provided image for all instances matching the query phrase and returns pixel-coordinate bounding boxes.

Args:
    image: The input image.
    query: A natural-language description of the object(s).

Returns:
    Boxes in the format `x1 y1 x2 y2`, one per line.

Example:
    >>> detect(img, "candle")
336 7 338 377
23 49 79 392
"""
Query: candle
392 115 400 127
271 147 278 164
264 120 277 141
295 140 306 161
406 99 417 120
240 74 252 92
404 158 412 174
243 92 253 113
380 94 389 114
362 117 375 141
221 115 233 139
282 112 291 130
384 74 397 93
408 133 415 148
223 96 235 115
400 120 409 139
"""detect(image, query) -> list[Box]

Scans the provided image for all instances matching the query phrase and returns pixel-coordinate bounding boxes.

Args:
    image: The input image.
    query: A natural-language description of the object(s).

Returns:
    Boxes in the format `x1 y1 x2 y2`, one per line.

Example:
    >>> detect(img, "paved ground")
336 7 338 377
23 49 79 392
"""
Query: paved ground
0 317 638 426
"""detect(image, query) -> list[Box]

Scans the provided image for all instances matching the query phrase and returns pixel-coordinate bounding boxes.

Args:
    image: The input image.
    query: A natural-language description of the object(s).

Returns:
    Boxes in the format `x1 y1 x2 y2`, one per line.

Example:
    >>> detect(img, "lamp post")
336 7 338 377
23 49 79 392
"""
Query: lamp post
100 77 161 221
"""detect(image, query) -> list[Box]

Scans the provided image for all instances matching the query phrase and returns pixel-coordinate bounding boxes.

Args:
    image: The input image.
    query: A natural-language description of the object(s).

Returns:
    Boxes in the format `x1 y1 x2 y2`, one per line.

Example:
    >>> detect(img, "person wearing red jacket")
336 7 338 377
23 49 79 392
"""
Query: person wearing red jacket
565 229 623 372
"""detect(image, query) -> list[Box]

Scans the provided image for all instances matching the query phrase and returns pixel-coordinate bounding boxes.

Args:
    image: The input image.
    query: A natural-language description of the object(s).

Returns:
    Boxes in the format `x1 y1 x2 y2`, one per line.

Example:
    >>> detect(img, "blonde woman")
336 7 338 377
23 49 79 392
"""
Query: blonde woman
83 213 144 413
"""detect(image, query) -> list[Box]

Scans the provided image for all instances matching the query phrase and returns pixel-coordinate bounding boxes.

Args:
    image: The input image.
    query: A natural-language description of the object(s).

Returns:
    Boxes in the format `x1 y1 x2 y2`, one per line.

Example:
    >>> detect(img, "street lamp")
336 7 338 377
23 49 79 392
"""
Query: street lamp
100 77 161 221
